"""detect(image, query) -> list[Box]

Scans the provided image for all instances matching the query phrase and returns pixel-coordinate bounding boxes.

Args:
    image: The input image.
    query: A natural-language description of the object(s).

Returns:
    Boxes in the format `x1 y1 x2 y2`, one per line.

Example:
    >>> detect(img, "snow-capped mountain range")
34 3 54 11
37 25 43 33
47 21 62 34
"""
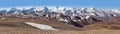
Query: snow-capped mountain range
0 7 120 18
1 7 120 27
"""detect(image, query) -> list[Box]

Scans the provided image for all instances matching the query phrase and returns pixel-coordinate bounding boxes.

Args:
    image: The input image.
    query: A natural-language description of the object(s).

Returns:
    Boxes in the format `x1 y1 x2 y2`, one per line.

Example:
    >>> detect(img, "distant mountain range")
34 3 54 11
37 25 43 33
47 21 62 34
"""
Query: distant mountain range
0 7 120 18
0 7 120 27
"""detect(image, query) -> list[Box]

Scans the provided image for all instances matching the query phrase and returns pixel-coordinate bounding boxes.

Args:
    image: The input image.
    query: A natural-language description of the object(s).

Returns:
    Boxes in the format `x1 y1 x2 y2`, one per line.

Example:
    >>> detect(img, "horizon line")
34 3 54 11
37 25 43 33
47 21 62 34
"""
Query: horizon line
0 6 120 10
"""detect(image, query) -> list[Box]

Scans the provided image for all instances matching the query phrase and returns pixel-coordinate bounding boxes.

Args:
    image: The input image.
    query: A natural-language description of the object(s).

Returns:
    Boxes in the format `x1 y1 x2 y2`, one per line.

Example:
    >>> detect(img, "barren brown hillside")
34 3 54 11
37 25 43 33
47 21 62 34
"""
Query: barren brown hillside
0 17 120 34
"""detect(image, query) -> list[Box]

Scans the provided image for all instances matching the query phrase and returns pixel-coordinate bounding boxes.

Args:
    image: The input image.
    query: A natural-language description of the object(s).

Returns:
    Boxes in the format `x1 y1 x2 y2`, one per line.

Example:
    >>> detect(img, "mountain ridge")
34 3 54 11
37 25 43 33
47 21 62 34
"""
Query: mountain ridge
0 7 120 28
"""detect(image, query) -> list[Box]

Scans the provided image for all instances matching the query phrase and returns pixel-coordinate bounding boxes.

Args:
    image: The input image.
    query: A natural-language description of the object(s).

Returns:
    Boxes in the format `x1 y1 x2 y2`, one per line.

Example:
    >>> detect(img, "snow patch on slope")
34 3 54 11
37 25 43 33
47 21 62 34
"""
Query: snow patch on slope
25 22 58 30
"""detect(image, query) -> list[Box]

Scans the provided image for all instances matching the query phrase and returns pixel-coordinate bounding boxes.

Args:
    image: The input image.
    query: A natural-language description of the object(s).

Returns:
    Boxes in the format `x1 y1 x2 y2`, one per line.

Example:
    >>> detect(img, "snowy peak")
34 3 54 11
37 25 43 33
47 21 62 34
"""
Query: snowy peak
0 7 120 18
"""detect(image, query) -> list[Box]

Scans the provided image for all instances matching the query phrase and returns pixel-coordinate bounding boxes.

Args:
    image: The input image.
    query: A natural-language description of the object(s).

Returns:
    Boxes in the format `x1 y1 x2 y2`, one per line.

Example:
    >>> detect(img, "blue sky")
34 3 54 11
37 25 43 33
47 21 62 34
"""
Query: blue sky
0 0 120 8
